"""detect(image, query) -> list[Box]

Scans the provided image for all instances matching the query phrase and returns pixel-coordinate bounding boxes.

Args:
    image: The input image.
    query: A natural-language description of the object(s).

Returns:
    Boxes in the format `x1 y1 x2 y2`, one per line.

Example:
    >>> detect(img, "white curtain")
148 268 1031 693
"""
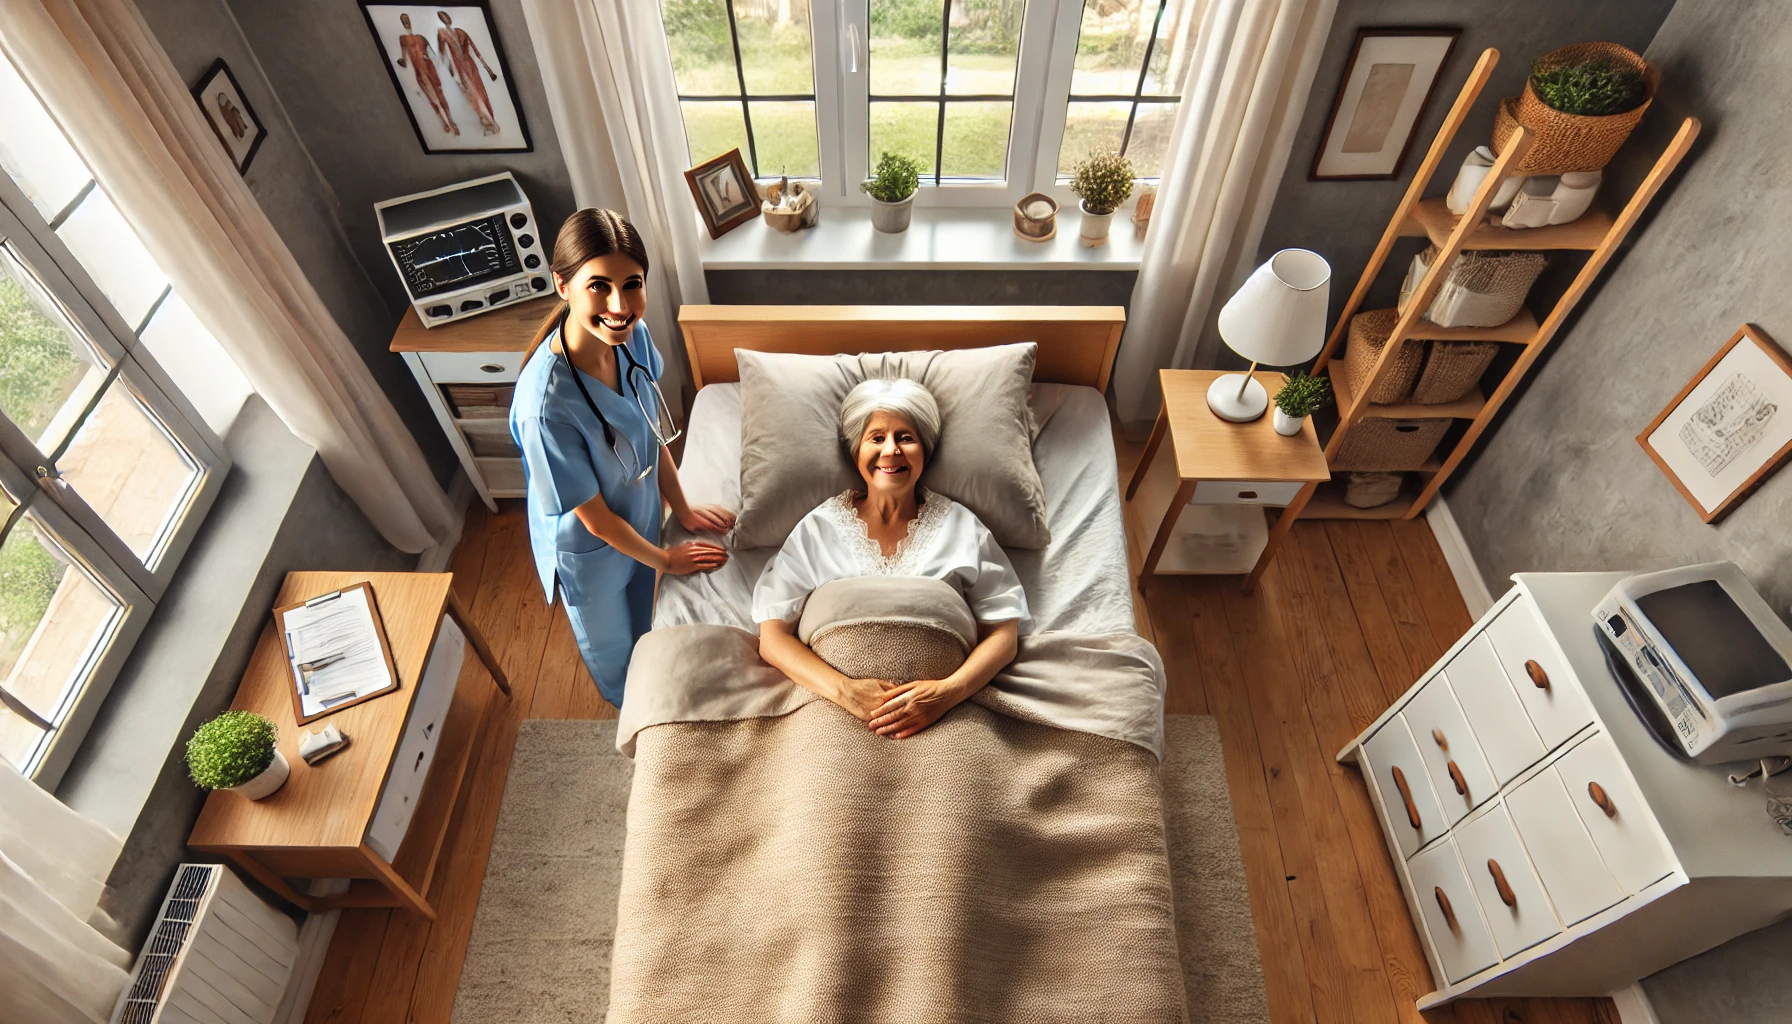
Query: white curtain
519 0 710 413
0 762 129 1024
0 0 457 553
1111 0 1337 424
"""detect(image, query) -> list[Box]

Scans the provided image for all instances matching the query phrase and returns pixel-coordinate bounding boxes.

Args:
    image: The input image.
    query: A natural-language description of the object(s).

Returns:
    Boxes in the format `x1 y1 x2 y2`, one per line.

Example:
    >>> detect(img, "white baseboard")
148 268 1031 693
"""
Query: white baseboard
416 469 475 573
1424 496 1495 619
1611 982 1662 1024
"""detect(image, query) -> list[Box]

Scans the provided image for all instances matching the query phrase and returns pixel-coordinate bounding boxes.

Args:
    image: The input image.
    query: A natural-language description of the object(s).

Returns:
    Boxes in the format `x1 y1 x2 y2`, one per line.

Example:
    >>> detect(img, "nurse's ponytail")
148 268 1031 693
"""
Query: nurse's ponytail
525 208 652 366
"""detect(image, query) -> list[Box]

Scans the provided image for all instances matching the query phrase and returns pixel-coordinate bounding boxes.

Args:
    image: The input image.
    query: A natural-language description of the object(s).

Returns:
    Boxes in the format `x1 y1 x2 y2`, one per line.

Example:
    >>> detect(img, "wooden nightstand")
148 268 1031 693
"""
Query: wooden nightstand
1124 369 1330 593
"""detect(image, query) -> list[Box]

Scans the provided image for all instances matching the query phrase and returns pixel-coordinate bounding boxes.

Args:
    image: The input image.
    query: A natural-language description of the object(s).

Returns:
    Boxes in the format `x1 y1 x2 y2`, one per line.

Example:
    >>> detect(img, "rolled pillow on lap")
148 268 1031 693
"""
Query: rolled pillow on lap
732 343 1050 550
797 577 974 684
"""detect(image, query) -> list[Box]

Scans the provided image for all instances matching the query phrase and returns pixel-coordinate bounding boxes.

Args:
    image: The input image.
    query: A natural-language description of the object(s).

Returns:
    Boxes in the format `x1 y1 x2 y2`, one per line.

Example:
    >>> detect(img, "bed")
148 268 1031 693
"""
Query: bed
607 306 1188 1022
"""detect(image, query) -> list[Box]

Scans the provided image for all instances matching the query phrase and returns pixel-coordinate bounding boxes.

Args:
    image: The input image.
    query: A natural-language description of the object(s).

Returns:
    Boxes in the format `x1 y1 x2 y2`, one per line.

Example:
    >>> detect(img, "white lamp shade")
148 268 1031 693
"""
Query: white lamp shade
1216 248 1332 366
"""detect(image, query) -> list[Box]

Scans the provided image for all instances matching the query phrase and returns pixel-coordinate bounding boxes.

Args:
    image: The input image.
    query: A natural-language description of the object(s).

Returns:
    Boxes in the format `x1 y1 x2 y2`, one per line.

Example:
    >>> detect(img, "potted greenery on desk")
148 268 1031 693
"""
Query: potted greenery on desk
188 710 288 800
862 151 921 234
1070 149 1134 247
1273 372 1331 436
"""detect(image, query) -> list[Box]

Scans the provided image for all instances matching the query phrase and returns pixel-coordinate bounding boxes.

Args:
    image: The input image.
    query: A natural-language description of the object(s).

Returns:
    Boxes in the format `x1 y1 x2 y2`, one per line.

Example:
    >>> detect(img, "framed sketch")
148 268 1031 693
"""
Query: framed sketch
192 59 266 174
683 149 759 239
358 1 532 154
1639 324 1792 523
1310 28 1459 180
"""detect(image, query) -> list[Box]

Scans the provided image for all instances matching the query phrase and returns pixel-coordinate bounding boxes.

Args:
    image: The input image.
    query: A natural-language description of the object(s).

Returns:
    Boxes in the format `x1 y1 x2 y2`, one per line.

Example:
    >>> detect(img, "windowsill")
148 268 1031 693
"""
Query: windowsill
699 205 1145 271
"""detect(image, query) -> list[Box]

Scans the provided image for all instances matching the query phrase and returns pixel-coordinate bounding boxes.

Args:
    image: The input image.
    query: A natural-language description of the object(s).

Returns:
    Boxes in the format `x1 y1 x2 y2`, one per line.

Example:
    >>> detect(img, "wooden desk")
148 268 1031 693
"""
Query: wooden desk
189 572 509 918
1125 369 1330 594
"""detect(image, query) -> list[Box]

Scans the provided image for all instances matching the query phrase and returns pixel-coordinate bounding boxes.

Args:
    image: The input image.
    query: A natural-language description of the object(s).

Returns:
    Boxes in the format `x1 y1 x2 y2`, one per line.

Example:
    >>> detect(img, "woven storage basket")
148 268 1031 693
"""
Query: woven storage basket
1413 341 1498 404
1332 418 1448 471
1345 308 1422 404
1345 472 1404 509
1492 42 1654 174
1400 246 1546 329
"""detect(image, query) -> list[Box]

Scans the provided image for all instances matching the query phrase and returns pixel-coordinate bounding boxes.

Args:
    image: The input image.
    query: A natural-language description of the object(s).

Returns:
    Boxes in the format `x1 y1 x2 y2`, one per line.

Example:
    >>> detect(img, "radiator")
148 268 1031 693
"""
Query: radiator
109 863 301 1024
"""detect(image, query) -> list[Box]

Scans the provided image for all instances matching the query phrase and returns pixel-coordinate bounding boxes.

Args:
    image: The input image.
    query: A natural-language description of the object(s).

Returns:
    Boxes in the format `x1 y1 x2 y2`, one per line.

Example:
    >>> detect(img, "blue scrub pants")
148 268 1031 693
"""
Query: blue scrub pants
561 560 657 707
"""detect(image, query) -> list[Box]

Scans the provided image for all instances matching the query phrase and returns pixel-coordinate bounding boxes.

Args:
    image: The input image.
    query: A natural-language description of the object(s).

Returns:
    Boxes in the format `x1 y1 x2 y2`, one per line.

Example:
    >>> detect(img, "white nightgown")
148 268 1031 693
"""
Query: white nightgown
750 488 1031 631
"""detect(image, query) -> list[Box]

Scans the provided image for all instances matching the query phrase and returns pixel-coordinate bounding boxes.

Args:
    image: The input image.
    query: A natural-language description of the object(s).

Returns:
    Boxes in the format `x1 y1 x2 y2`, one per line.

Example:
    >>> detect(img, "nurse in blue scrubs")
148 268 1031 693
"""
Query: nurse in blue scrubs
510 208 732 706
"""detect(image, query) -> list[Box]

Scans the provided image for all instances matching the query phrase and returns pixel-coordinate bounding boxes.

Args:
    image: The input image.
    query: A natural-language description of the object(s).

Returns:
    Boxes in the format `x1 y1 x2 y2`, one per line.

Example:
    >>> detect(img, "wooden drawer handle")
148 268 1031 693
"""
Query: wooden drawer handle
1447 760 1468 797
1487 859 1517 908
1391 765 1421 831
1525 659 1550 690
1431 727 1448 751
478 362 506 374
1588 780 1616 818
1434 886 1458 931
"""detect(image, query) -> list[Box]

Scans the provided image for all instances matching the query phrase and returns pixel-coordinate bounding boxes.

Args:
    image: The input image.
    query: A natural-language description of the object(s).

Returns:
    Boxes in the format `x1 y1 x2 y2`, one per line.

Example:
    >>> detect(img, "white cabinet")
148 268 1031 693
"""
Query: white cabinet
1338 572 1792 1008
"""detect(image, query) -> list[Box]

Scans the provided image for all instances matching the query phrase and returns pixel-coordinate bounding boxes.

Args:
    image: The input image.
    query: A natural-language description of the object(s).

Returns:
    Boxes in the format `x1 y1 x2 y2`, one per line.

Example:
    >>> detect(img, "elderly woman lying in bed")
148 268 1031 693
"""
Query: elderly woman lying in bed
752 377 1029 738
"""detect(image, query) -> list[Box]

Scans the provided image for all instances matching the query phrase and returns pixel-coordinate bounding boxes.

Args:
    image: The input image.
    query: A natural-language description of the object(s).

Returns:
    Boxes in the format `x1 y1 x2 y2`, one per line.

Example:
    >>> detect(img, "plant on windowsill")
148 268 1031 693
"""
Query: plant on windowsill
861 151 922 234
1069 149 1134 248
1272 371 1331 436
187 710 288 800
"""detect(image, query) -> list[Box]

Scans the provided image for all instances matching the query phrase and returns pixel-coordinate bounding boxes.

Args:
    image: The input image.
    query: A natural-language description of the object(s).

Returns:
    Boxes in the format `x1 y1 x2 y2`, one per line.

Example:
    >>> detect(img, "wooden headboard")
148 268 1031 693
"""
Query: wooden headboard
678 305 1126 391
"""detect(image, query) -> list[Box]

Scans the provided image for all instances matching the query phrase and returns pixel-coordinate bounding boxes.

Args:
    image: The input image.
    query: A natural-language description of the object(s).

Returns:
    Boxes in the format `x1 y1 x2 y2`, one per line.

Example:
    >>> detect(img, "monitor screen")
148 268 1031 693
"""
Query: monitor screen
1637 579 1791 699
388 214 518 298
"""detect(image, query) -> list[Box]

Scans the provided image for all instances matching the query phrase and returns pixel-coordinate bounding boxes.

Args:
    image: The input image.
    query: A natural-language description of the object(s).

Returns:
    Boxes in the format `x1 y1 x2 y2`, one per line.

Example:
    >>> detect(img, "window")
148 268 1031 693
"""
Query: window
0 54 234 785
661 0 1199 209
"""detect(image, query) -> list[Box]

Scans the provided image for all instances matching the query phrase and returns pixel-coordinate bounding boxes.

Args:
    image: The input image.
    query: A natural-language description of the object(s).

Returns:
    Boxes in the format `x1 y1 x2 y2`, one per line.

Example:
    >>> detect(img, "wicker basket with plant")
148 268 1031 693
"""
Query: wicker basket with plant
1069 150 1134 246
1492 42 1654 174
861 151 922 234
187 710 288 799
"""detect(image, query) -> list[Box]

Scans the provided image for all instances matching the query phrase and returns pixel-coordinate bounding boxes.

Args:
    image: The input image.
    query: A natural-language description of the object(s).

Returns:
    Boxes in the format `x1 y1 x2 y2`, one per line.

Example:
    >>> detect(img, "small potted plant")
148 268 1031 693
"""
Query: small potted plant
187 710 288 800
861 151 922 234
1493 42 1652 174
1069 149 1135 247
1272 372 1331 436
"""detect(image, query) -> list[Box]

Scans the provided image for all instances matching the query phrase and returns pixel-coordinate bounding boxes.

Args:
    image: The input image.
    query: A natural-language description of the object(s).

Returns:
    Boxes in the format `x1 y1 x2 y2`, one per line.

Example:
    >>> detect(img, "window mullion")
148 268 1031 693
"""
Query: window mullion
1009 0 1070 197
722 0 761 177
836 0 871 205
1032 0 1087 193
1118 0 1171 157
932 0 952 186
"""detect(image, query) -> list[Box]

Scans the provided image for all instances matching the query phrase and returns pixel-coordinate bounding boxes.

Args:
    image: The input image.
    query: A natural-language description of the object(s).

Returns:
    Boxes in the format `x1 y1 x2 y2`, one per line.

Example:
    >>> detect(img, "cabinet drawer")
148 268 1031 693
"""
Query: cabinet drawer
1189 479 1306 506
419 350 524 383
1408 839 1499 984
1446 634 1546 784
1484 599 1595 751
1364 716 1449 859
475 457 525 494
1554 734 1676 893
1505 766 1623 926
1405 676 1499 824
1455 804 1561 959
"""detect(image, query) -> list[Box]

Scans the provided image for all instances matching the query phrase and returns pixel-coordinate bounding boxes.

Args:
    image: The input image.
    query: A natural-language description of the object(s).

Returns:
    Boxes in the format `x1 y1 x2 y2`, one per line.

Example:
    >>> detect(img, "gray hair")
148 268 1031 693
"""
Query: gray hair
839 377 942 459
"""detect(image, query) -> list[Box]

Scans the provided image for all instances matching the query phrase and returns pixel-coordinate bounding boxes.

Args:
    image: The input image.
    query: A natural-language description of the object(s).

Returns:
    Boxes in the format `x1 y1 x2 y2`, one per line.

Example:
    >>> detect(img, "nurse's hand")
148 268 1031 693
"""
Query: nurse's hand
662 541 728 575
678 503 736 535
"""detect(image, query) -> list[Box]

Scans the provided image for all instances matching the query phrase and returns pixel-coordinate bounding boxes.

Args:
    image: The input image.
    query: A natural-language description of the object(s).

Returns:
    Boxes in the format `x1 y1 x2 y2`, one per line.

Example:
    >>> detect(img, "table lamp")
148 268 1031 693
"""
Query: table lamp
1207 248 1332 422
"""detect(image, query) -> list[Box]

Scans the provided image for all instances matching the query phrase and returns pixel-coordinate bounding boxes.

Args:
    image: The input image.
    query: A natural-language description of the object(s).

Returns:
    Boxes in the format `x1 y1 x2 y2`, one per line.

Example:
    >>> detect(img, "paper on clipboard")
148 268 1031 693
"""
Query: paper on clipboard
283 587 396 719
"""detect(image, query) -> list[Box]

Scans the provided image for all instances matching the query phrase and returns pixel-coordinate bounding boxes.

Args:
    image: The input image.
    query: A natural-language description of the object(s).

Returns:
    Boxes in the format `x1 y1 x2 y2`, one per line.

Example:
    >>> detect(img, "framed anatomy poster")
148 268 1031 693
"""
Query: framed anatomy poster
1311 28 1459 180
359 1 532 153
1639 324 1792 523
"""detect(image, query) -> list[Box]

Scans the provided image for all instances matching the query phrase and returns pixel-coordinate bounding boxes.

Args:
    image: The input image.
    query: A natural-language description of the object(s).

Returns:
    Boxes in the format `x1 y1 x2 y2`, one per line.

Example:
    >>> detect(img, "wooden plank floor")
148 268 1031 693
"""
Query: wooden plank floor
304 457 1618 1024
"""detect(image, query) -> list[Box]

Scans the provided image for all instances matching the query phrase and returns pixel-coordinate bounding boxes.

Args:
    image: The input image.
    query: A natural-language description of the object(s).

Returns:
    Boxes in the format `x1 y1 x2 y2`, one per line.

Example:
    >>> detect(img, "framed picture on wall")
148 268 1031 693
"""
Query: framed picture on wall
1310 28 1459 180
358 1 532 154
192 59 266 174
1639 324 1792 524
683 149 760 239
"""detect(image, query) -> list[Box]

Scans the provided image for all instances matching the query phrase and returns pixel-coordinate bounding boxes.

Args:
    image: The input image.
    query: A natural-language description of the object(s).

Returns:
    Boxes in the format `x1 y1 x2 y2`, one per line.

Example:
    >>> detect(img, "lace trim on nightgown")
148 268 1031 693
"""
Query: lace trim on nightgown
820 487 948 576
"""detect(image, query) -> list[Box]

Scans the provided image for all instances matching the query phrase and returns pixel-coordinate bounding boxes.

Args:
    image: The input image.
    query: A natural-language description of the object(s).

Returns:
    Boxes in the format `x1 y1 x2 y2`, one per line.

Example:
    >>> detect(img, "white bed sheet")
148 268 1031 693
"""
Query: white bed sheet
655 382 1136 636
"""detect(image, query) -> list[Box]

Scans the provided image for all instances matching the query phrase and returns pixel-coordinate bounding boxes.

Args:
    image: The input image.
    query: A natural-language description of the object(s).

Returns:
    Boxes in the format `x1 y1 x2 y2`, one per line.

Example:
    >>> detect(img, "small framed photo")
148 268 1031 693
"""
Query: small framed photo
358 1 532 154
1639 324 1792 523
683 149 759 239
1311 28 1459 180
192 59 265 174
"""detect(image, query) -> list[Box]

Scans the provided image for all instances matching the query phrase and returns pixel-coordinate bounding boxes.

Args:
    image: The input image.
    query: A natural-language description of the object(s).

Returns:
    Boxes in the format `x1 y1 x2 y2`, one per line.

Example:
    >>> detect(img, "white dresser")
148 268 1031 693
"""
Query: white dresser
1340 571 1792 1007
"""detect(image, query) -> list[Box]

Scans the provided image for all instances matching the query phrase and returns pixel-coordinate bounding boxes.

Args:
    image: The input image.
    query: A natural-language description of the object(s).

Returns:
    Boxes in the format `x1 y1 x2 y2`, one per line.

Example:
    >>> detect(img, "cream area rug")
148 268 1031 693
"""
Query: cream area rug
450 716 1269 1024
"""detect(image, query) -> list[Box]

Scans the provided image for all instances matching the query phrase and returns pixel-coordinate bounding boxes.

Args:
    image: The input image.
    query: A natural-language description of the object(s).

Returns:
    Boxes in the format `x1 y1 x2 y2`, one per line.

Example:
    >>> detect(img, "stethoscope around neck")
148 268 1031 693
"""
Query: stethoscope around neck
553 309 681 483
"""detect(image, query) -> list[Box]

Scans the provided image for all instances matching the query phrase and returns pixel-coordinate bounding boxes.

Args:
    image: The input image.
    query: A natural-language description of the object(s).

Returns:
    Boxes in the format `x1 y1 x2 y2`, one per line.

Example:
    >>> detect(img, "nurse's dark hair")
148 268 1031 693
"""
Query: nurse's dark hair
524 208 651 365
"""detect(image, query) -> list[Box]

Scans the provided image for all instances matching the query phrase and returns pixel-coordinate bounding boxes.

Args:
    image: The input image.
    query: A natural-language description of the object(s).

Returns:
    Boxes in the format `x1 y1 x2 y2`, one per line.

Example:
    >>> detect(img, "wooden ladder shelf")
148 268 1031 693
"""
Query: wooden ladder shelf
1297 47 1700 520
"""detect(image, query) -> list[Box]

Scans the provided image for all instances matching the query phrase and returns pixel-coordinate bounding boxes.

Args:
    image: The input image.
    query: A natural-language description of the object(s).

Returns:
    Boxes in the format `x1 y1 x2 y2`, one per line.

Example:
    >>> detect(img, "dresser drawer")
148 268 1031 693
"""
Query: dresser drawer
1405 676 1499 824
1484 599 1595 751
1554 733 1676 893
1455 804 1560 959
1505 765 1623 926
1189 479 1306 506
419 350 524 383
1445 634 1547 784
1408 838 1499 984
1364 716 1449 859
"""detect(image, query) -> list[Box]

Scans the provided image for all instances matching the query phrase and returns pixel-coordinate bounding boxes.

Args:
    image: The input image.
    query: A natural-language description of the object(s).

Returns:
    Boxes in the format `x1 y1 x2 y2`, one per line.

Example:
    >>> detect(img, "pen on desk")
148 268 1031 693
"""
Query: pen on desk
298 652 345 673
305 589 345 607
319 691 359 708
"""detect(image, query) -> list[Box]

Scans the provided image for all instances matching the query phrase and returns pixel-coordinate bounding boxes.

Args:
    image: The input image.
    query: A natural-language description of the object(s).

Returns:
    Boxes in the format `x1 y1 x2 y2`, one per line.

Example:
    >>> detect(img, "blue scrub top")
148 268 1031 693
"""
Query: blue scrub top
510 319 665 606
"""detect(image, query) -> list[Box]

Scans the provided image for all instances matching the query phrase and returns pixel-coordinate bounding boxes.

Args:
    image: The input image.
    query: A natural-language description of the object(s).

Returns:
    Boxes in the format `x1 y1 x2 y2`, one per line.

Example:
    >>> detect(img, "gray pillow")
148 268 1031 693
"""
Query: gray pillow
733 343 1050 550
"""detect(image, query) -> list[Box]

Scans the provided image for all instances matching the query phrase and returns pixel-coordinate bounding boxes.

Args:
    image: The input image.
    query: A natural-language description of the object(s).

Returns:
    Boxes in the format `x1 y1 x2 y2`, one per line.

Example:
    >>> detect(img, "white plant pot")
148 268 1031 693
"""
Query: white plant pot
227 749 290 801
1273 408 1305 436
867 192 914 233
1079 200 1115 247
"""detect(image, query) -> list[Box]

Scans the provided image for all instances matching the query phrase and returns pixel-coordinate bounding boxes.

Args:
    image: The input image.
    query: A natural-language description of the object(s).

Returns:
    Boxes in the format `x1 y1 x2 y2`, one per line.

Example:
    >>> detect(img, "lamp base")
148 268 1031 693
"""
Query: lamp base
1207 374 1269 422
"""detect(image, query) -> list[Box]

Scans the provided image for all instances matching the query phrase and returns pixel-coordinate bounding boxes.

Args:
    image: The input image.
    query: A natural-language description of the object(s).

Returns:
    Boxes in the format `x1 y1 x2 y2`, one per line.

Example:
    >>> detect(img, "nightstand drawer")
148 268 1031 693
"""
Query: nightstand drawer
1446 634 1547 784
1189 479 1306 506
1405 675 1499 824
1484 598 1595 751
1364 715 1449 859
1505 764 1623 926
419 350 524 383
1456 803 1561 959
1409 838 1499 984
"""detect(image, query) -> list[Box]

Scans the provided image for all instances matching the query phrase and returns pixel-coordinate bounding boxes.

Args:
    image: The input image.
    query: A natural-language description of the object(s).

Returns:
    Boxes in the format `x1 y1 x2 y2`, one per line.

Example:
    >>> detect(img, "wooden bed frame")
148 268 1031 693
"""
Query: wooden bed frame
678 305 1126 392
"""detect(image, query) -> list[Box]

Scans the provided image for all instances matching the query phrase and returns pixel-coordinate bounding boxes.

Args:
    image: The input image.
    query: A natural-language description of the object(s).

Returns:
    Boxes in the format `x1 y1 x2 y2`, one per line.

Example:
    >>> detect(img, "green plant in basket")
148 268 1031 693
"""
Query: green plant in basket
1274 372 1332 418
861 151 922 203
1530 57 1646 116
186 710 278 790
1069 150 1135 215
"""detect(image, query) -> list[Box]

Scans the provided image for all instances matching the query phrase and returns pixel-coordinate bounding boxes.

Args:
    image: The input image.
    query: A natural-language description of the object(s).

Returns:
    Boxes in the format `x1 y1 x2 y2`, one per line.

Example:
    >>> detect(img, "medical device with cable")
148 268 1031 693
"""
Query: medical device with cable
375 171 546 327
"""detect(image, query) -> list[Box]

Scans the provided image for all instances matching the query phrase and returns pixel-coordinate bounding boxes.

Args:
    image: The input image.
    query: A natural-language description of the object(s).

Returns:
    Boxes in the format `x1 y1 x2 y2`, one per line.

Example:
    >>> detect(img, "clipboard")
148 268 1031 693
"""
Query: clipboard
273 581 402 724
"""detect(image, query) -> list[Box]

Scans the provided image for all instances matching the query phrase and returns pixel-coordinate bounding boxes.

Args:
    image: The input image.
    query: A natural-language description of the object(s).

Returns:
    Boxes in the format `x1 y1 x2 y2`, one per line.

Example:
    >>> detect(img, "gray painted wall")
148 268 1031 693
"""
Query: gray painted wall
706 269 1138 308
